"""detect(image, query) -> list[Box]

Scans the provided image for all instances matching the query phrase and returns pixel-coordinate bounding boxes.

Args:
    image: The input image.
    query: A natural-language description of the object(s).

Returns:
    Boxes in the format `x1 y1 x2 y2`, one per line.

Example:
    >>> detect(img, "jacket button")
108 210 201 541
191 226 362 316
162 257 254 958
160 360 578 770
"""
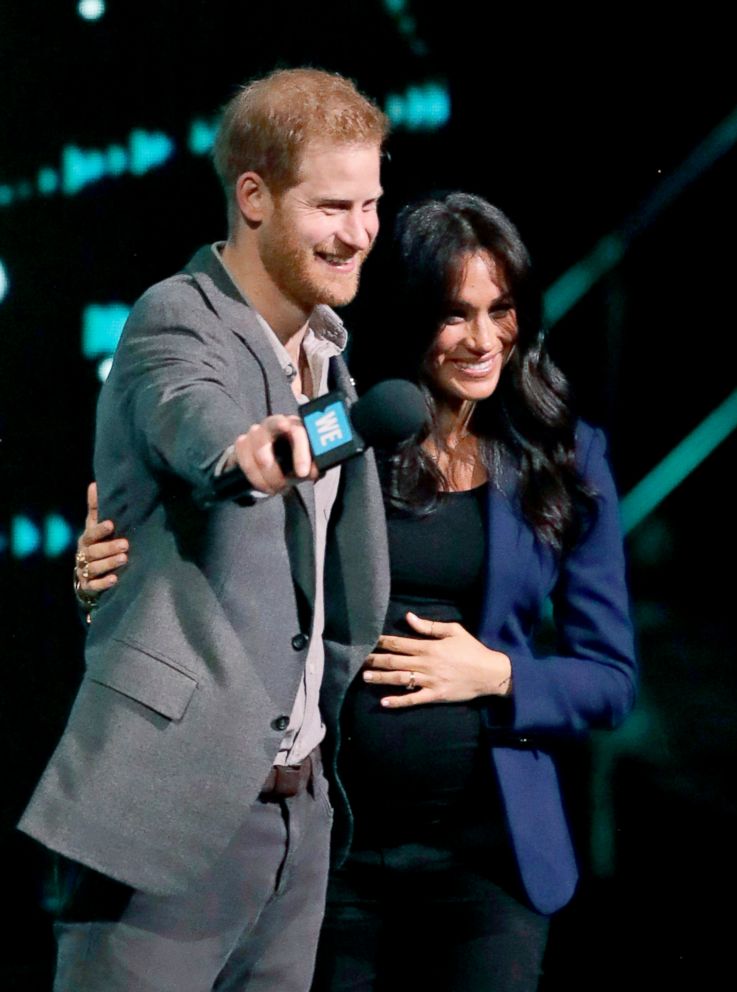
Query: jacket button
291 632 309 651
271 716 290 732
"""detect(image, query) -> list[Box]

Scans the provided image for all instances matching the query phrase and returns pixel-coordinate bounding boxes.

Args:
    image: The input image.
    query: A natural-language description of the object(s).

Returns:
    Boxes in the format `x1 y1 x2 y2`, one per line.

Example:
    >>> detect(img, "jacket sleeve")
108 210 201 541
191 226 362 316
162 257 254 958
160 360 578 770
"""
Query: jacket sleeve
501 425 637 737
111 284 256 492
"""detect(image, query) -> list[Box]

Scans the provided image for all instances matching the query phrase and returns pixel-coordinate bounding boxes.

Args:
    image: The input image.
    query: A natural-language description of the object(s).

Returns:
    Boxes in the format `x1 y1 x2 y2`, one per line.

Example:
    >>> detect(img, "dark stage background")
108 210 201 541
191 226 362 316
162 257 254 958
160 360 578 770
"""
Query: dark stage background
1 3 735 989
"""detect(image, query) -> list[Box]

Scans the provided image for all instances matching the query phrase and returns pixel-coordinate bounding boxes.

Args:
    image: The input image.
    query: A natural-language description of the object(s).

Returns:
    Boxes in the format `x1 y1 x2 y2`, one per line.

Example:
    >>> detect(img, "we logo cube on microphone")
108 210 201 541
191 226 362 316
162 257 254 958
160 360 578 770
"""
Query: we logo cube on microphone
300 391 365 470
198 379 427 508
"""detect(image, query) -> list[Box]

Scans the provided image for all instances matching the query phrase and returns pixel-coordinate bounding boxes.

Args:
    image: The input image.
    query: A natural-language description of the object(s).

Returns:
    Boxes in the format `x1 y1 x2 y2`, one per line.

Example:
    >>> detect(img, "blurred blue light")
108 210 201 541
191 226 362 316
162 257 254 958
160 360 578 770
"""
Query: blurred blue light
78 0 106 20
188 119 219 156
11 517 41 558
129 129 175 176
385 94 404 126
107 145 128 176
385 82 450 131
62 145 107 195
61 132 174 197
82 303 130 358
0 185 13 206
38 167 59 195
621 388 737 534
0 259 8 303
544 234 626 326
45 515 75 557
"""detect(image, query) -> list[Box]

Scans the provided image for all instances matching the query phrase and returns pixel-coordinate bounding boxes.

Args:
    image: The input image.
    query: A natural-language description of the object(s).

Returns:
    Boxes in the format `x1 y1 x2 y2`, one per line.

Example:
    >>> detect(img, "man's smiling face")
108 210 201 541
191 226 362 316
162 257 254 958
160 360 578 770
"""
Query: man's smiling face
257 141 382 311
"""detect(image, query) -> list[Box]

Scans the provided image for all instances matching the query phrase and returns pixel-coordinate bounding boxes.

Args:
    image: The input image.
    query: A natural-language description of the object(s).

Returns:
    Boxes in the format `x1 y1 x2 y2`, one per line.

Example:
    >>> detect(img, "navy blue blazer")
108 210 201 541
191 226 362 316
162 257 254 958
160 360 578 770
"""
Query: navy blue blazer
479 422 636 914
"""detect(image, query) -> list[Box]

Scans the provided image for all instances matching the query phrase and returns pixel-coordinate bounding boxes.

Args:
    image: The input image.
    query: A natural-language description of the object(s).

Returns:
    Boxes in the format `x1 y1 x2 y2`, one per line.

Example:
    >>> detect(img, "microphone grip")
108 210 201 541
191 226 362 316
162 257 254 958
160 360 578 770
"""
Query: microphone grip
196 432 296 507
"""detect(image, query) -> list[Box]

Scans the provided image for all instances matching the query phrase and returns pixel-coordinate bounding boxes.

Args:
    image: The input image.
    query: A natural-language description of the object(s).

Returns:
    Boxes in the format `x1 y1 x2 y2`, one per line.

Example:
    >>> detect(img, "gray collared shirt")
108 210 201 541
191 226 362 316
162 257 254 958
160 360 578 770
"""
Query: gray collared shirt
212 244 345 766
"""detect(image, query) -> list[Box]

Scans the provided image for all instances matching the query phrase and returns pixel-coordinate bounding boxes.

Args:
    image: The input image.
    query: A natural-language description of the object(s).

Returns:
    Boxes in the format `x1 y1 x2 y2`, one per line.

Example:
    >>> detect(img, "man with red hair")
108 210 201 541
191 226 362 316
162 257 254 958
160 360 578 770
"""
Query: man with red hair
21 69 390 992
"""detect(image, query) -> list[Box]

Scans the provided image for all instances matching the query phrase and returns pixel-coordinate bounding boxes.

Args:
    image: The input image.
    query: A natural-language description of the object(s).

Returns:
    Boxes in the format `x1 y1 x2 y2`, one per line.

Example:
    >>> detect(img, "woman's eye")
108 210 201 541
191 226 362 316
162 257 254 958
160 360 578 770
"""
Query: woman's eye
443 311 466 325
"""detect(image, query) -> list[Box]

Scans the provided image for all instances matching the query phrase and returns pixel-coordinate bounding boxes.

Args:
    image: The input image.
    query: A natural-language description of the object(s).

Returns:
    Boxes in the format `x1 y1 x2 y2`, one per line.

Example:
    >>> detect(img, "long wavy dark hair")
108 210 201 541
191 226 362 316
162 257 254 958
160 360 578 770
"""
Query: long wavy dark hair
380 192 593 551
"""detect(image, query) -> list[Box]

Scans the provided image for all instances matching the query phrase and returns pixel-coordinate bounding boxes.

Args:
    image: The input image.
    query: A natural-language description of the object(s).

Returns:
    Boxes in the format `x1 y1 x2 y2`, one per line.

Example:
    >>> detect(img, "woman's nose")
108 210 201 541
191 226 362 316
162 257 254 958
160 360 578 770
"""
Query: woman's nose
466 314 497 352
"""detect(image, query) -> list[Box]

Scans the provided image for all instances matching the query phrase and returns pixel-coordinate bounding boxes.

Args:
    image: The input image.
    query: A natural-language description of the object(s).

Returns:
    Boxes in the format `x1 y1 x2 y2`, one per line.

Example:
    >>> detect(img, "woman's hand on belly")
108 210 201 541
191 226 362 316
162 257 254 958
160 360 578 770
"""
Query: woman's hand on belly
362 612 512 708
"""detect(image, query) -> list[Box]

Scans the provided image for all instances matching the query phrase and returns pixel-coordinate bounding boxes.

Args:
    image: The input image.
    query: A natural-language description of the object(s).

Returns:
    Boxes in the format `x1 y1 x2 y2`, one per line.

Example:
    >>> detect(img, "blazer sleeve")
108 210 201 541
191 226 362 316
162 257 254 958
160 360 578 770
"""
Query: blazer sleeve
111 283 255 491
502 425 637 737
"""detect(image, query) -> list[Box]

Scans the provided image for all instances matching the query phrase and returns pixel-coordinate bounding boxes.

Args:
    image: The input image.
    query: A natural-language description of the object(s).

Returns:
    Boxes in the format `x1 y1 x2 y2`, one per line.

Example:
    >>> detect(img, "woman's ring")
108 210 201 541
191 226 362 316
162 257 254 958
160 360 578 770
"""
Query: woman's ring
75 551 88 568
406 672 417 691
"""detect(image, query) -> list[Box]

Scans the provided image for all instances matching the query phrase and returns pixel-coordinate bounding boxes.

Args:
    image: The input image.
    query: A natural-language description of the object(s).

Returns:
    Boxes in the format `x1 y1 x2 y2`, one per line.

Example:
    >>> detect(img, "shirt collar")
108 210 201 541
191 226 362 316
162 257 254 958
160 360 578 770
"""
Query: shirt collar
210 241 347 383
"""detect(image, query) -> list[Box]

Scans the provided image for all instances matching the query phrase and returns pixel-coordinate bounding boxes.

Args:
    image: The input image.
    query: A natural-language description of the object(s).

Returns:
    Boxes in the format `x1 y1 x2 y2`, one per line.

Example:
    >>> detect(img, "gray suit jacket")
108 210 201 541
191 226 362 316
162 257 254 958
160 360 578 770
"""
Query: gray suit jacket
20 246 390 895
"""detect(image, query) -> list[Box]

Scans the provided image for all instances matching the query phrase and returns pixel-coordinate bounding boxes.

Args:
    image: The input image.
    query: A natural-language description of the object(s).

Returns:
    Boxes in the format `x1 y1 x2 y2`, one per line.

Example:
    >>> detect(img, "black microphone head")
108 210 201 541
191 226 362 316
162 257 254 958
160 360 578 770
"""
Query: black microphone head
350 379 428 449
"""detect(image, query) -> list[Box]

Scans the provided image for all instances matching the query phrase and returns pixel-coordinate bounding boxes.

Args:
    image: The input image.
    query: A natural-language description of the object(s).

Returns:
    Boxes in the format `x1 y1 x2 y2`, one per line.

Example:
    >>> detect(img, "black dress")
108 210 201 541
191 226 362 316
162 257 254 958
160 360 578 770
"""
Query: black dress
312 487 549 992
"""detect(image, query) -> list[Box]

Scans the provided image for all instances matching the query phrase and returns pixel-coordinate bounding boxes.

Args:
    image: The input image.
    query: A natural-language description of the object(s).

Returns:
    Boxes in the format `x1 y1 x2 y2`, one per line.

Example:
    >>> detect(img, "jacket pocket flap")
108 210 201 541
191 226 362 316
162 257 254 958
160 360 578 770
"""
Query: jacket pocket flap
86 641 198 721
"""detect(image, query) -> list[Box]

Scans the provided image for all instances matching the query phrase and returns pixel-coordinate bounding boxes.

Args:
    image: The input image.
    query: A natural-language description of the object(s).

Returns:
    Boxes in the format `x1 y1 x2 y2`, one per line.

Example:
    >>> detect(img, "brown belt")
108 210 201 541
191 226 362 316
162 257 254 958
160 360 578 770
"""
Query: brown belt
259 750 316 802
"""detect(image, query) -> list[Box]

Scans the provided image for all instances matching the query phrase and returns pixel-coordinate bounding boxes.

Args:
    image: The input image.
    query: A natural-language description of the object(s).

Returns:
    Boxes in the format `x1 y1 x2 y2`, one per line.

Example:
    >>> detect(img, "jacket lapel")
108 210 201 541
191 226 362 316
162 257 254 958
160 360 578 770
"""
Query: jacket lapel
184 246 317 611
479 477 535 638
324 354 390 656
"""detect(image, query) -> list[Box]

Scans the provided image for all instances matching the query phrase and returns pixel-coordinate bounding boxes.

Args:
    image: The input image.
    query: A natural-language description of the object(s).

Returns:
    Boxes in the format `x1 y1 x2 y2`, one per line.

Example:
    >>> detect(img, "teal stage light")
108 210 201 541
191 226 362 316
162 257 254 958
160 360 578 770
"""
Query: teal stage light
78 0 106 20
188 119 219 156
107 145 128 176
82 303 130 359
11 517 42 558
62 145 108 196
129 129 175 176
0 259 8 303
45 515 75 557
385 82 450 131
37 167 59 196
61 130 174 197
8 515 76 558
621 388 737 535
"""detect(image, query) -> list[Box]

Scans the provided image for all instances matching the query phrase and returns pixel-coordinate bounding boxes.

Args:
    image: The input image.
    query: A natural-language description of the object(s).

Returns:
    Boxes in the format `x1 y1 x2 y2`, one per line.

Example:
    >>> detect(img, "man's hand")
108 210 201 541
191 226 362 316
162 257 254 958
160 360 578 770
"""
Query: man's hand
362 612 513 709
226 414 320 496
75 483 129 595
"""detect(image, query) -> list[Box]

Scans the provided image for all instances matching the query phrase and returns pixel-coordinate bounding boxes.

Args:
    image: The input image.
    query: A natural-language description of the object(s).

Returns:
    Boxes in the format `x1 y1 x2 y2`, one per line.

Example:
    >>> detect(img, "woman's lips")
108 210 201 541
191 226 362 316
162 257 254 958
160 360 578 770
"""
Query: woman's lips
450 355 497 376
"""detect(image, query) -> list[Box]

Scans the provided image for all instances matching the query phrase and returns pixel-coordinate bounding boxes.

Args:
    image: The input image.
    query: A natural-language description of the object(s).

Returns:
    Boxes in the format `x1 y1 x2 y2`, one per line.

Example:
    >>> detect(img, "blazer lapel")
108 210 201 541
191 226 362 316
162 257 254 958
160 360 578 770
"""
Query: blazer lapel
324 354 390 657
185 246 317 613
479 478 535 637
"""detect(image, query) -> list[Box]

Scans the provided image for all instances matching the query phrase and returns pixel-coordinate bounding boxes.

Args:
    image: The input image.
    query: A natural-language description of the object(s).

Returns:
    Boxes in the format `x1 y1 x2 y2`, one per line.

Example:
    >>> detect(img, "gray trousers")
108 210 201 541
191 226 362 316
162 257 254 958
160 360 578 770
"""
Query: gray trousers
52 762 333 992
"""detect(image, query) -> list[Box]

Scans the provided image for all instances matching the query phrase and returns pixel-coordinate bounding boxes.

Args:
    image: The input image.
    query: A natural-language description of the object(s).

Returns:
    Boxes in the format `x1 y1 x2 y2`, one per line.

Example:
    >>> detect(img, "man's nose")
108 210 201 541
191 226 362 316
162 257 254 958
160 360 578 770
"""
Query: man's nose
338 209 373 251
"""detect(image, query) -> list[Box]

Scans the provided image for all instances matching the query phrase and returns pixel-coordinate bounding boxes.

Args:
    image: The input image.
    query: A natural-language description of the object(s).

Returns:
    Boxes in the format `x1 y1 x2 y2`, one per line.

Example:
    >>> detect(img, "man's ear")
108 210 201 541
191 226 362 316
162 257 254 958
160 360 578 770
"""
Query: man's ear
233 171 272 224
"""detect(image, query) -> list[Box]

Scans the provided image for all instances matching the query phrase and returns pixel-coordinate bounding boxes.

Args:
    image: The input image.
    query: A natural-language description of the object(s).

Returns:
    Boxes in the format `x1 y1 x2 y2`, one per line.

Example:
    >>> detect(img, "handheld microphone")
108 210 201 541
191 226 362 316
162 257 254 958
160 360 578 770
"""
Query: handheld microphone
196 378 427 507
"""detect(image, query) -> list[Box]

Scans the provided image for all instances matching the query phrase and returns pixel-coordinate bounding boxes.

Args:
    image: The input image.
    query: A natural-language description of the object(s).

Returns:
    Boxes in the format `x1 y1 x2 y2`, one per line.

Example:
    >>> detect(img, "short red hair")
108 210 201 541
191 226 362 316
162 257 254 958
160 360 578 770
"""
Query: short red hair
213 68 389 200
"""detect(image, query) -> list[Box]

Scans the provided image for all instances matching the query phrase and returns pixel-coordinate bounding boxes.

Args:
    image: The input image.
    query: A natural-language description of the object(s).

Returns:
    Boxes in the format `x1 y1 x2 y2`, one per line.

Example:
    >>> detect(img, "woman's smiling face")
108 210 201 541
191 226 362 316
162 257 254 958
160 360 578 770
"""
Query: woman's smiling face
425 251 518 410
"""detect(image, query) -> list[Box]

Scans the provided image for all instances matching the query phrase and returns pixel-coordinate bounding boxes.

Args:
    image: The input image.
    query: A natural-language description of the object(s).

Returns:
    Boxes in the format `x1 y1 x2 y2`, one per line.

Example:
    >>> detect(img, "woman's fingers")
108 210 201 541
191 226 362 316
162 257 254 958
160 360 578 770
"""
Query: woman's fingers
403 612 459 637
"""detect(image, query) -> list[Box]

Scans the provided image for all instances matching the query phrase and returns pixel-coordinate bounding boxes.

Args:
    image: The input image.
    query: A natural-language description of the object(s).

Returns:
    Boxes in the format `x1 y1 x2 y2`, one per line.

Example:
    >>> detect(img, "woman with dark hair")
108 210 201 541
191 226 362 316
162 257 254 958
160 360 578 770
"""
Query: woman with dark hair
76 193 636 992
311 192 636 991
